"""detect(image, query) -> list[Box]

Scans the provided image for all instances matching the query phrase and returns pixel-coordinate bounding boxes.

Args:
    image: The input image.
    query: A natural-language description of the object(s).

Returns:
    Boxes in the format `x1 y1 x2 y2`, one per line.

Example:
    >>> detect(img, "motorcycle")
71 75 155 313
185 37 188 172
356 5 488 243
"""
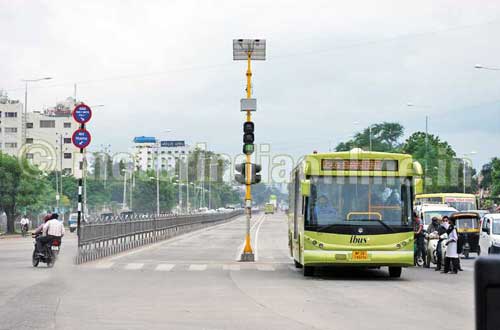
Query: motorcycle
32 234 61 268
21 224 28 237
424 231 447 268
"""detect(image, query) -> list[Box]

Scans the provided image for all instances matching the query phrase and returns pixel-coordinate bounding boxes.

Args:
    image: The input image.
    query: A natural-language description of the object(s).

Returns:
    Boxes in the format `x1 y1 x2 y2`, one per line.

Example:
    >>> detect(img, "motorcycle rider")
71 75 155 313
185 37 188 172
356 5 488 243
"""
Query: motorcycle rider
427 216 440 234
35 213 64 256
20 215 30 234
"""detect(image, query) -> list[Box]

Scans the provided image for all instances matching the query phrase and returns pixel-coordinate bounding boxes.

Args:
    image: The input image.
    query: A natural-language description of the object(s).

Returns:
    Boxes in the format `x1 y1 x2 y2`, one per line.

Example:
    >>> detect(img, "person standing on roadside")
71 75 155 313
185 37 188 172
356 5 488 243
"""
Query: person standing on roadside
414 212 425 265
443 217 459 274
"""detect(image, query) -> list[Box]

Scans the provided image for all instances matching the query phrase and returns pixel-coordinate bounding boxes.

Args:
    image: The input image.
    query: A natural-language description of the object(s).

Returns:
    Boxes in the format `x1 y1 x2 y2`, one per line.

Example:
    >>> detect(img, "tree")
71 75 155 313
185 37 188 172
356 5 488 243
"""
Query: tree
491 158 500 197
0 152 50 233
335 122 404 152
401 132 473 193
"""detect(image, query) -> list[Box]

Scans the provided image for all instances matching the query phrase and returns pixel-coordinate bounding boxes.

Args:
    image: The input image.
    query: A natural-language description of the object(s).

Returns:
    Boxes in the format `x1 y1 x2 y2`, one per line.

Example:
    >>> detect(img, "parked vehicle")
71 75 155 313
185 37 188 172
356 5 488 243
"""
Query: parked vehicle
479 213 500 255
415 204 457 231
451 212 481 258
32 234 61 268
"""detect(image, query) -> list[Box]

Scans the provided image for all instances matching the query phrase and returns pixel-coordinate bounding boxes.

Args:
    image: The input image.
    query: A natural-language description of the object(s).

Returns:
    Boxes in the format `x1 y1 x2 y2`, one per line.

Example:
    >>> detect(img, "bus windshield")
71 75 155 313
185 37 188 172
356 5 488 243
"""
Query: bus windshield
422 211 455 226
307 176 412 227
445 198 476 211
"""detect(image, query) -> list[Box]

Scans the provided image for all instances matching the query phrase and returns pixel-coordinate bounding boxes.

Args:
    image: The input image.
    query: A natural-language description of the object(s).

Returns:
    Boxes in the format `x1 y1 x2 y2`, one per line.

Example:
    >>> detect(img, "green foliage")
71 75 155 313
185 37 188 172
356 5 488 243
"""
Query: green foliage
491 158 500 197
0 152 51 233
402 132 477 193
335 122 404 152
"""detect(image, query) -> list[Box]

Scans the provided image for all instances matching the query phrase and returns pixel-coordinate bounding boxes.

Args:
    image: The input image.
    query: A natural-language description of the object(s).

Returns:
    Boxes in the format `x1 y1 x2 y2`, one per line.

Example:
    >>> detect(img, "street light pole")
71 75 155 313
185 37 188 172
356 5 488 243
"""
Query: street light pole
21 77 52 144
407 103 431 192
155 139 161 215
462 151 477 193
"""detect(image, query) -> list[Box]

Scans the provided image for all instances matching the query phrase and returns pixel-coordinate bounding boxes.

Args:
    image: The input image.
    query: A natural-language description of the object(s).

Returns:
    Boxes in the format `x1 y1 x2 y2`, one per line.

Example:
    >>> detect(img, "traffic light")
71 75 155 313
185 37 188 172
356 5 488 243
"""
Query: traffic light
234 163 262 185
235 163 246 184
252 163 262 184
243 121 254 155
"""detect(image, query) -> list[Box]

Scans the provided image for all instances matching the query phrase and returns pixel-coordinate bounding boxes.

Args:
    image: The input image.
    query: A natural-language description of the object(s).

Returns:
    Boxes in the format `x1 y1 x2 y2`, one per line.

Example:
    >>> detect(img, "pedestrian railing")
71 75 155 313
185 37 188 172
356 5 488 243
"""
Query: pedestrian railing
75 210 243 264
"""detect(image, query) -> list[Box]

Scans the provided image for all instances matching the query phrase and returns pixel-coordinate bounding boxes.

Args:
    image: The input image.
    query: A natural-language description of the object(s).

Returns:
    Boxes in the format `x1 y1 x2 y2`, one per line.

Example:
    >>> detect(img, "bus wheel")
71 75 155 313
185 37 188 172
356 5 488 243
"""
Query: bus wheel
303 266 314 277
388 267 402 278
294 260 303 269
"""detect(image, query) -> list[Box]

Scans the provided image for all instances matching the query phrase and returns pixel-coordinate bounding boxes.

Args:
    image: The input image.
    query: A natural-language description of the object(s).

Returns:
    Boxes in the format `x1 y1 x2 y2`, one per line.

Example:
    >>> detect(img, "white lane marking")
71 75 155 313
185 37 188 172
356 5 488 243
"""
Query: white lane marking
235 213 265 261
254 214 266 261
223 264 241 271
189 264 207 271
256 264 275 271
155 264 175 272
124 263 144 270
95 262 114 269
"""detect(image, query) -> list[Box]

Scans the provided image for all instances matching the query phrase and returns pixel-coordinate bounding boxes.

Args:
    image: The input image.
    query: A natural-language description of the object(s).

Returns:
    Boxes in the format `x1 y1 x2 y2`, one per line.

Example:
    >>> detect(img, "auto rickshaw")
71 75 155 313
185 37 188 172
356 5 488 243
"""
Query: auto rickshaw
450 212 481 259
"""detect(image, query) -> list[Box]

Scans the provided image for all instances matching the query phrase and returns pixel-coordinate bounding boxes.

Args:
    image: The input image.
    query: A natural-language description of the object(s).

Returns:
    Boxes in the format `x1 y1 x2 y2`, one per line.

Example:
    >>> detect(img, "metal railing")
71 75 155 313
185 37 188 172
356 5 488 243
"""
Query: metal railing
75 210 243 264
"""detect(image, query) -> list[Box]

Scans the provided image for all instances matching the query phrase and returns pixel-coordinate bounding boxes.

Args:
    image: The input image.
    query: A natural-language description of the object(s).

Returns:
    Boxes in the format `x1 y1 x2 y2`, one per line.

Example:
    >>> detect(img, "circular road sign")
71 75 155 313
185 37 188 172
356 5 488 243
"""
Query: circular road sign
72 129 92 149
72 104 92 124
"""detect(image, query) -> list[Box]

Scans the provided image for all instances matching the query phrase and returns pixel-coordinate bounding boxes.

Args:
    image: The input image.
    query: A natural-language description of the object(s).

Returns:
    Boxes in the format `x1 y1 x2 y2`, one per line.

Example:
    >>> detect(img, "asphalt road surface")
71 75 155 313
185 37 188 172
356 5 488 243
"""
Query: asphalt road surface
0 213 475 330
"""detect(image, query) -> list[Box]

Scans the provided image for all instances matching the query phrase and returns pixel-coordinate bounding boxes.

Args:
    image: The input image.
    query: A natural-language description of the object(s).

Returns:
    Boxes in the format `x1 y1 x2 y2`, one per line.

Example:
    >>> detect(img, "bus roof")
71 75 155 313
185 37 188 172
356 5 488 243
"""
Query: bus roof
300 148 420 177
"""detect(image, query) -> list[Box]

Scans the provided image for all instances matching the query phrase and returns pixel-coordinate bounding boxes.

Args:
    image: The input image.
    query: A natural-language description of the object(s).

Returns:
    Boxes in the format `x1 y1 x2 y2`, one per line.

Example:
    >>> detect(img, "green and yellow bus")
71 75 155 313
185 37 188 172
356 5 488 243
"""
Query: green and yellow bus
288 148 422 277
414 193 477 211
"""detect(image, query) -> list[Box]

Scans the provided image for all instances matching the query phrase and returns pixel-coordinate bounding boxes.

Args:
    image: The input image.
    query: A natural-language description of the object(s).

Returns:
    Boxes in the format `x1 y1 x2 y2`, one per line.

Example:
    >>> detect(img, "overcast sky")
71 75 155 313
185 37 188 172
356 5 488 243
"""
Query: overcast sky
2 0 500 169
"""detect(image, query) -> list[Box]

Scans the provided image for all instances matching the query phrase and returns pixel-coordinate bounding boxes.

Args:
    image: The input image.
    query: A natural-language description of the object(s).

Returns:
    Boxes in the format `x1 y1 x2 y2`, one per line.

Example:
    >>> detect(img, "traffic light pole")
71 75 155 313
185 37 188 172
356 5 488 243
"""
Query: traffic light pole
241 53 255 261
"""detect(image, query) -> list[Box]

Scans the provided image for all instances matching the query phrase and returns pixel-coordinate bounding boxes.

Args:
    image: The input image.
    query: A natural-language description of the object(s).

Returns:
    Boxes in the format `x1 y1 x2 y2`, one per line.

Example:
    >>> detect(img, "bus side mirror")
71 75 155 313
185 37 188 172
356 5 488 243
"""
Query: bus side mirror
301 180 311 197
415 178 423 195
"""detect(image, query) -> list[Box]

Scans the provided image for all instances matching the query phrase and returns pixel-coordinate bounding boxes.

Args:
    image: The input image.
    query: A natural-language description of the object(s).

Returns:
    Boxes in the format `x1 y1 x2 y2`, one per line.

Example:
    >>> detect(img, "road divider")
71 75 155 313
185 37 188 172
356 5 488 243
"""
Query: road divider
75 210 243 264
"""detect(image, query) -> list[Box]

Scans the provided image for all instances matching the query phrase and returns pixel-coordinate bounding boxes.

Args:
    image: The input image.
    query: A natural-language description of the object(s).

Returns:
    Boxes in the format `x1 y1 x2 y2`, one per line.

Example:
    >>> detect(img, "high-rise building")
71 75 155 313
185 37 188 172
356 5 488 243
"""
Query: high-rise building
132 136 191 173
0 95 79 175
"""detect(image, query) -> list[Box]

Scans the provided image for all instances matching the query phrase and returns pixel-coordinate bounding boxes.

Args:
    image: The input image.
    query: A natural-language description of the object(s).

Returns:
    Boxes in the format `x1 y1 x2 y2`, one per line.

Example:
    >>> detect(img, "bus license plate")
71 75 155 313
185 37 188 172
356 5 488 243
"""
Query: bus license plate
352 251 368 260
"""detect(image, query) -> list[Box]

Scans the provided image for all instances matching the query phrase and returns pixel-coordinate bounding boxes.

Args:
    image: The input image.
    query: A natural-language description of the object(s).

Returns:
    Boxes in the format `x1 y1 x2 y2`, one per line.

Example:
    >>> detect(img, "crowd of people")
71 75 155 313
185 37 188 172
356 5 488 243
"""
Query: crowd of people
414 212 462 274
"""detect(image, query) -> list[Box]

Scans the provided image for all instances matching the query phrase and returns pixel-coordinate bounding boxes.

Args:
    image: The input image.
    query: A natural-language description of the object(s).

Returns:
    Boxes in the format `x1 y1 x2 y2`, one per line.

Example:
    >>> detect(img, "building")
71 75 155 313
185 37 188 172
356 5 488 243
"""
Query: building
133 136 191 173
0 95 79 175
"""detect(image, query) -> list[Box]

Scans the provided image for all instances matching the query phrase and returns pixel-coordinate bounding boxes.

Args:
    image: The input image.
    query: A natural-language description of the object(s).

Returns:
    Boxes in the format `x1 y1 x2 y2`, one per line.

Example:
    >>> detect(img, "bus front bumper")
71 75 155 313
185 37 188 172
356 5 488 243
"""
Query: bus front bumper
303 250 414 267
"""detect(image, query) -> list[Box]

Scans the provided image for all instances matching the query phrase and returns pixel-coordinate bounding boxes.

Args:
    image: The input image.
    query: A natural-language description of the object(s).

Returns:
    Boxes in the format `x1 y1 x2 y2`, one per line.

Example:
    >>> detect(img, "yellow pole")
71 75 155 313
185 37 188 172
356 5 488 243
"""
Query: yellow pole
243 53 253 255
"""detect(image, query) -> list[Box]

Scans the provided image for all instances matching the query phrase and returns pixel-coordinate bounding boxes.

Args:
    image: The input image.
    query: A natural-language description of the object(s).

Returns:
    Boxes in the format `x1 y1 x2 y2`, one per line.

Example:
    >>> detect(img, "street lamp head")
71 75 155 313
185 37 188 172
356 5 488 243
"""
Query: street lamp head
43 77 53 80
474 64 483 69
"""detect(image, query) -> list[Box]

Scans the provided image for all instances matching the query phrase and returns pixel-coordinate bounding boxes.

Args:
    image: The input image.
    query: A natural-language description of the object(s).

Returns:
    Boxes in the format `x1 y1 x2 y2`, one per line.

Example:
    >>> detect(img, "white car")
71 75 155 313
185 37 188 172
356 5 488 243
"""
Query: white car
479 213 500 255
416 204 458 231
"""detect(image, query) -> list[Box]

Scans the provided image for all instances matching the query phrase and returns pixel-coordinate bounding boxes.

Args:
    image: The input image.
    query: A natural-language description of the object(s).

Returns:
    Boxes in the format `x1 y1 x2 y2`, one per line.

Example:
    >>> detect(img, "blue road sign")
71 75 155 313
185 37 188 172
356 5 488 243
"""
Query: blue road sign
72 104 92 124
72 129 92 149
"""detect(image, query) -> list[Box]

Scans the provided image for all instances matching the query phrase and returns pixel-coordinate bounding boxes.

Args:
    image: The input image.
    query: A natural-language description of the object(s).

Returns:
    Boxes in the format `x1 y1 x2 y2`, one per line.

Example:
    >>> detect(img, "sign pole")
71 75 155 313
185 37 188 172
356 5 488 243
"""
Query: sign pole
77 122 84 247
71 103 93 248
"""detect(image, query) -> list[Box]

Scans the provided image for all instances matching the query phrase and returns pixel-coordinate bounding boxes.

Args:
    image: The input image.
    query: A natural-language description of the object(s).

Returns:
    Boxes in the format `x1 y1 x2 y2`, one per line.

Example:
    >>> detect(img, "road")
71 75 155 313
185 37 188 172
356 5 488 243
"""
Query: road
0 213 475 330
